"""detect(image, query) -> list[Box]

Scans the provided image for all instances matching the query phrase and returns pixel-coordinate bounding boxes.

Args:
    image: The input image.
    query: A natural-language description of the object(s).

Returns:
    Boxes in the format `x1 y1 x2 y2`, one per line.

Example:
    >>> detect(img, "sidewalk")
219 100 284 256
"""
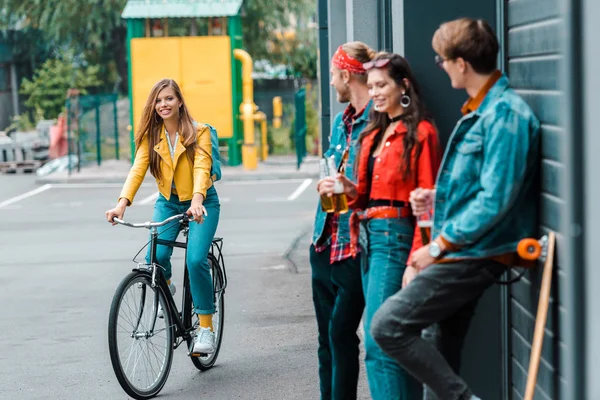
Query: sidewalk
35 154 320 184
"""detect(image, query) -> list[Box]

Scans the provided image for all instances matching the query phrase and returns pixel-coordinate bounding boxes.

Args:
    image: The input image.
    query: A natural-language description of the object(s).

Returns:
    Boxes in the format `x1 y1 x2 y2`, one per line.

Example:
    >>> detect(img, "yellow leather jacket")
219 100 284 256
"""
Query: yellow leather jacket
119 124 213 204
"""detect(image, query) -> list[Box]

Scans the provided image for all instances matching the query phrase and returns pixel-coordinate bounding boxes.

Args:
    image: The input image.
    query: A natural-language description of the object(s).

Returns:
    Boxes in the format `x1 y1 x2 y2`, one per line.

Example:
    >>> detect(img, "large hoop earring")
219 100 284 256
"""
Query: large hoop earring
400 94 411 108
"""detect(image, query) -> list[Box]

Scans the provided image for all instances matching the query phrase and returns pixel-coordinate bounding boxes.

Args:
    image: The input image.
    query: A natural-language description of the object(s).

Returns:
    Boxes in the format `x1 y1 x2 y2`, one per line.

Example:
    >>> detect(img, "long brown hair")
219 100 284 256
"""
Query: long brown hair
359 53 430 180
135 79 198 180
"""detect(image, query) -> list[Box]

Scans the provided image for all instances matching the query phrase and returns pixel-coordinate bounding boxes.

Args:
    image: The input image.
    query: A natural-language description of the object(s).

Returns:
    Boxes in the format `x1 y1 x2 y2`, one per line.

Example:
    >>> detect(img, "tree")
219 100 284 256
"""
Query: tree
1 0 128 93
241 0 318 79
20 53 103 119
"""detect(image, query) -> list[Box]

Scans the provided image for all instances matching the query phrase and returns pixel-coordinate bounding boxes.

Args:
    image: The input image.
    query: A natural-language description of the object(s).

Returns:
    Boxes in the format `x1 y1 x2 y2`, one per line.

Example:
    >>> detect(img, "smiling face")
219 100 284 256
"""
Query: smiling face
367 67 403 114
154 86 182 122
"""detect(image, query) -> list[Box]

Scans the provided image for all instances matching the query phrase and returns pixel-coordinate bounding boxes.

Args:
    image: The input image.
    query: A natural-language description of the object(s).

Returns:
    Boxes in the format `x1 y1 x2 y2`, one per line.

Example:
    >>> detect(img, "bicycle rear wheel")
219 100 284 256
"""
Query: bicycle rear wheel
108 271 174 399
185 254 225 370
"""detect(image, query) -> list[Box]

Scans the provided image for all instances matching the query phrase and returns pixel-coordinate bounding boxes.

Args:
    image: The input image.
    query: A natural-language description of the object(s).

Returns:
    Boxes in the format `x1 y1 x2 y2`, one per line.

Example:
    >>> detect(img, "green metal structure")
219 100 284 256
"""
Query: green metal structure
66 94 120 173
121 0 244 166
294 88 307 169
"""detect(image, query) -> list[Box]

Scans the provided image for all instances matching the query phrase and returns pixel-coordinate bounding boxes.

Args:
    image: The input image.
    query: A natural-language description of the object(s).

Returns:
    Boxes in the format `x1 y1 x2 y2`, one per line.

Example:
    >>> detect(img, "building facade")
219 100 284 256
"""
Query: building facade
318 0 599 399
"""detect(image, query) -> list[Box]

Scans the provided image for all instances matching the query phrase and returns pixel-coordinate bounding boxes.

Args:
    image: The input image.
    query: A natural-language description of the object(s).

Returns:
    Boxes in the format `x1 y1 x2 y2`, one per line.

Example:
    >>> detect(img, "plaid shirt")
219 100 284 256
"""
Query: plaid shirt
315 104 365 263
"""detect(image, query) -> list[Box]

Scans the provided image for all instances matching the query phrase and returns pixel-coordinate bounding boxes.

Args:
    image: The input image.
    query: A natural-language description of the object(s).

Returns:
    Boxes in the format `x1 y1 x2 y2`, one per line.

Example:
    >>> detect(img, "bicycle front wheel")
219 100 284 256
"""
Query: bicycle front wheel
108 271 174 399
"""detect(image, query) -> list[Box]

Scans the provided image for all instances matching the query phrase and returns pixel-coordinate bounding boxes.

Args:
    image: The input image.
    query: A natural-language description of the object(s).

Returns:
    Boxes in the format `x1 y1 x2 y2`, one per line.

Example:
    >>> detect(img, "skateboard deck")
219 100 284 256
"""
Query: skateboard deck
517 232 556 400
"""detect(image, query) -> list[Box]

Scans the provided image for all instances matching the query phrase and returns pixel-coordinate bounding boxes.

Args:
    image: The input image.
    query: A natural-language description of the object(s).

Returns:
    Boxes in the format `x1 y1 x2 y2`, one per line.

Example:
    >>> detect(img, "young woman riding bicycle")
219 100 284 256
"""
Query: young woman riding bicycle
106 78 220 355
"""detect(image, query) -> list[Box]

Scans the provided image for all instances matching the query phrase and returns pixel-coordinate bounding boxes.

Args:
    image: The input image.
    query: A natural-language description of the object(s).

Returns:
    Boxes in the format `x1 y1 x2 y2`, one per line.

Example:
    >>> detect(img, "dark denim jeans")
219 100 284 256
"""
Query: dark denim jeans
370 259 506 400
310 244 365 400
361 217 421 400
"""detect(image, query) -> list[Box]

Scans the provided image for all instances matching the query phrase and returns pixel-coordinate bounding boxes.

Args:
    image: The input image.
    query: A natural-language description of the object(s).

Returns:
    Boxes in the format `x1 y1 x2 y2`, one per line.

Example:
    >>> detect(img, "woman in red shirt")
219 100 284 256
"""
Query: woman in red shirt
320 52 441 399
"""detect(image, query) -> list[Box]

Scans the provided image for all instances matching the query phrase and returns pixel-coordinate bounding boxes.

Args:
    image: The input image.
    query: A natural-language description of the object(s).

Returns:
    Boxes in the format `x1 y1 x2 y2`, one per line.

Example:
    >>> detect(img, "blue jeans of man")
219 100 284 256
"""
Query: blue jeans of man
370 259 506 400
361 216 421 400
146 186 220 314
310 244 364 400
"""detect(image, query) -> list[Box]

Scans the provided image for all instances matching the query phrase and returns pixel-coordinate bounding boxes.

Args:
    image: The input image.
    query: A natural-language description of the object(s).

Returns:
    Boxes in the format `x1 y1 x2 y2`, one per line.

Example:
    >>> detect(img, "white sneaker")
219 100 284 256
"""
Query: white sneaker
193 327 215 354
157 282 176 319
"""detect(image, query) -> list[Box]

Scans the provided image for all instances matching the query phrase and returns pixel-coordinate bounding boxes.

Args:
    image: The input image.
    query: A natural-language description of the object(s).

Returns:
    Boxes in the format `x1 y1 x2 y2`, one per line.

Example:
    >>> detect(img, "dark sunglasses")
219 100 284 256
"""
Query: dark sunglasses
363 58 391 71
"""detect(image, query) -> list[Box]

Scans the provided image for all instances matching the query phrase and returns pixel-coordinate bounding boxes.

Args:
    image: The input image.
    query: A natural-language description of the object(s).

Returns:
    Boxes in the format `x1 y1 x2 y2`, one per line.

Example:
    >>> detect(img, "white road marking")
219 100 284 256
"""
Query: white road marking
218 178 307 186
50 183 127 189
261 264 287 270
138 192 159 205
287 179 313 201
0 184 52 209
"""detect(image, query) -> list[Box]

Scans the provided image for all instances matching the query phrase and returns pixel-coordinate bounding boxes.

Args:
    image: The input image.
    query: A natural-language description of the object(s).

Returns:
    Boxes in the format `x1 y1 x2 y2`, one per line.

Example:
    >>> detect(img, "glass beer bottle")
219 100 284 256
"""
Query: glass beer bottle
327 156 349 214
319 158 336 213
416 188 433 244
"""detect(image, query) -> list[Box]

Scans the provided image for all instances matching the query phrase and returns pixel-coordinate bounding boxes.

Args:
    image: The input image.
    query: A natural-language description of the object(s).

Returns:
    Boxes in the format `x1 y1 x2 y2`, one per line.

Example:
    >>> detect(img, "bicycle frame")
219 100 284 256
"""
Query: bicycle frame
132 220 191 348
134 220 227 350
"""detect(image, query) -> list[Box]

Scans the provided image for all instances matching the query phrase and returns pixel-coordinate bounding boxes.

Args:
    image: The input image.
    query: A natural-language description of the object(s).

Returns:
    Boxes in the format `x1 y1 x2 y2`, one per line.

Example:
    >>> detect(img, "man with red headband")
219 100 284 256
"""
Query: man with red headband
310 42 375 400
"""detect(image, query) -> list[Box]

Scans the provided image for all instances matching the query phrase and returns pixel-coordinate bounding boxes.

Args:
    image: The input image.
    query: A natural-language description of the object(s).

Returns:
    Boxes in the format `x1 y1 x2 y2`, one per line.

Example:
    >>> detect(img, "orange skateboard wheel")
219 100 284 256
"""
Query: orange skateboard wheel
517 238 542 260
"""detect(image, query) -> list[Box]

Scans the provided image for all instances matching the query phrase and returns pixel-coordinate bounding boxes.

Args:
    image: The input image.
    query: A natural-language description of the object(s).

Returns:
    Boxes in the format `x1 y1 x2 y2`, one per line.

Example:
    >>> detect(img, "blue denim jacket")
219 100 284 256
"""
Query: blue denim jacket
312 101 373 245
433 74 540 258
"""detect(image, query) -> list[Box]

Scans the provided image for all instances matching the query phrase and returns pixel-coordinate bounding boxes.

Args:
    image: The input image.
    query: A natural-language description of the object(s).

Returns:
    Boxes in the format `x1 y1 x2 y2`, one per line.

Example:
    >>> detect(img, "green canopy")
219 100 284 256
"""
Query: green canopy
121 0 243 19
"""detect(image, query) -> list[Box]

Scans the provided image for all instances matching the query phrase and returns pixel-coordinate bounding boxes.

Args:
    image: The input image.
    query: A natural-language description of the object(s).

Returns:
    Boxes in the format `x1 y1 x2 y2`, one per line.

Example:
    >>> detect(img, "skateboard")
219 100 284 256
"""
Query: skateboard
516 232 556 400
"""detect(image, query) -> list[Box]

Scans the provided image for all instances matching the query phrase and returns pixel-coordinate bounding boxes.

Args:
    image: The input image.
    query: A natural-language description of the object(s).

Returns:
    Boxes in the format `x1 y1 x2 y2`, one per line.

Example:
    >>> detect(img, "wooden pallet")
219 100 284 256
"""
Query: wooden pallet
0 160 42 174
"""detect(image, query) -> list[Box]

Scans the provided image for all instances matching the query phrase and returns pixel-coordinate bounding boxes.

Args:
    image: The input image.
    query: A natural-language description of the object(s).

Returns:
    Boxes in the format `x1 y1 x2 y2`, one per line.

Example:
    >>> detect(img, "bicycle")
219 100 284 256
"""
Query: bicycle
107 213 227 400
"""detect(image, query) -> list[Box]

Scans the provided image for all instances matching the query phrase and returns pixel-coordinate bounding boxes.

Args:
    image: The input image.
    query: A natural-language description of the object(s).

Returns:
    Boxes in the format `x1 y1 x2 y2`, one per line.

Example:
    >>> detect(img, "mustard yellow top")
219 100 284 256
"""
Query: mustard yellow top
119 124 213 205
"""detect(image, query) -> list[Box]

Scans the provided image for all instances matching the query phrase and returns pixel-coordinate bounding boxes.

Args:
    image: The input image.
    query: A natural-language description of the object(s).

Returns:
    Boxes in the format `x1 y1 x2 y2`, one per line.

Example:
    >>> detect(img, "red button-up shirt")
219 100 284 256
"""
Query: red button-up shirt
350 120 441 261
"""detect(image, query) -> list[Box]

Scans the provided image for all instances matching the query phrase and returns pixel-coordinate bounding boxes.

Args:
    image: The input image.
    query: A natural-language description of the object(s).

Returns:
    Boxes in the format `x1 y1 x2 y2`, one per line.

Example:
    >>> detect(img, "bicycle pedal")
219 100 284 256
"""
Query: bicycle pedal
189 351 208 357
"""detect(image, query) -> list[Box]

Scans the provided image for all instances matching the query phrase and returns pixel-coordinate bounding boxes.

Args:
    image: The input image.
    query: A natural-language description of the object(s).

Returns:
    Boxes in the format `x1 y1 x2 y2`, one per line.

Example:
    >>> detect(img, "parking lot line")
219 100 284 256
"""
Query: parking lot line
0 184 52 209
138 192 159 205
287 179 313 201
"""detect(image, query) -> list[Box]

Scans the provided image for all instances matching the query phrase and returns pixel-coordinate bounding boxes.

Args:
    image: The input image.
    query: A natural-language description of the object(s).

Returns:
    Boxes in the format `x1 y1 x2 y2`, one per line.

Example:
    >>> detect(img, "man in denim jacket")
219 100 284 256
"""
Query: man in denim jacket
370 18 540 400
310 42 374 400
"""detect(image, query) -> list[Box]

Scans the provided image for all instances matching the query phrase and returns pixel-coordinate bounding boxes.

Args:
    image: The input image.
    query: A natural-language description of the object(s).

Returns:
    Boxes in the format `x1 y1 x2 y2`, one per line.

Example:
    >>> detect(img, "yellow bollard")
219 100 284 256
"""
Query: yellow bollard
273 96 282 129
254 111 268 161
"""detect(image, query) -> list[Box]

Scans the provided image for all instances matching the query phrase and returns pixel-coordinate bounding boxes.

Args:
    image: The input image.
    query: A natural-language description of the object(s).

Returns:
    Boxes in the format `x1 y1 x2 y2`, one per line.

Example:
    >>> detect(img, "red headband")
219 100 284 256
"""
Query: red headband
332 46 366 74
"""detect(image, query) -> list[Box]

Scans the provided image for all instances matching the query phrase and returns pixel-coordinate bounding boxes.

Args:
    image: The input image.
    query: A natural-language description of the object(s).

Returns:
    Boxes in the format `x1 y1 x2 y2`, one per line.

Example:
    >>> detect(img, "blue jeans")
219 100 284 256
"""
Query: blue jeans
370 259 506 400
145 186 220 314
361 216 421 400
310 245 364 400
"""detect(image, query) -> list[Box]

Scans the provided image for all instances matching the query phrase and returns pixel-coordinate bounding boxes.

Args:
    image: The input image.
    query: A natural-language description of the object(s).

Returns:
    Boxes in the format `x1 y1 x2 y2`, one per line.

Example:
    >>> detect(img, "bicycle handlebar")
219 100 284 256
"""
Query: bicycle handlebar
113 213 192 229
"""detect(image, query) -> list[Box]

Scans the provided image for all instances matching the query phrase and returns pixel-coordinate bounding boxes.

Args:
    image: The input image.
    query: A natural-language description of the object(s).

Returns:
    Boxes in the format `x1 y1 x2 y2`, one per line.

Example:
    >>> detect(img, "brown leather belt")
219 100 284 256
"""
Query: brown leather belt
350 205 412 257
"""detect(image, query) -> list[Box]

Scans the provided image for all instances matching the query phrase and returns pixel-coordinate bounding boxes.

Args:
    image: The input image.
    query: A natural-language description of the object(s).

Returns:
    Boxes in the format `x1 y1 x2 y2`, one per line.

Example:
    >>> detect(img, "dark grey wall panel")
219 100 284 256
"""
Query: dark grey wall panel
403 0 496 148
539 193 563 232
508 58 560 90
516 92 561 127
508 19 562 57
507 0 565 396
512 359 554 400
508 0 560 26
540 160 563 198
540 126 563 162
403 2 504 399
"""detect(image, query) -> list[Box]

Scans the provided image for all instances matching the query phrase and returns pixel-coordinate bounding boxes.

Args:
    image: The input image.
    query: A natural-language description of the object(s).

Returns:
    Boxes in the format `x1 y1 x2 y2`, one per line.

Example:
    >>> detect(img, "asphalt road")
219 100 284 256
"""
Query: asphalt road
0 174 369 400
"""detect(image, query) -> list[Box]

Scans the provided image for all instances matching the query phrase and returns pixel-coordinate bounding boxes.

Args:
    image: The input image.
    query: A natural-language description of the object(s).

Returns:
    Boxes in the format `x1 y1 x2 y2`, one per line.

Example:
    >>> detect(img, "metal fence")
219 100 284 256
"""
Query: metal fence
294 87 307 169
66 93 119 172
